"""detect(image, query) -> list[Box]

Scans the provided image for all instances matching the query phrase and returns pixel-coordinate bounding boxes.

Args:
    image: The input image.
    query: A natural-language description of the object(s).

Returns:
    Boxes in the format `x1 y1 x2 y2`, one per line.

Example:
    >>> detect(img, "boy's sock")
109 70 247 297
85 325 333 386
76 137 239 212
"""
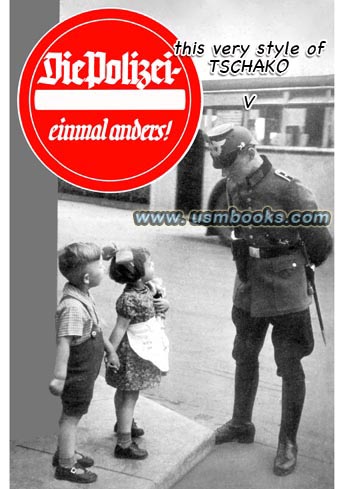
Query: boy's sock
117 432 132 448
58 455 75 468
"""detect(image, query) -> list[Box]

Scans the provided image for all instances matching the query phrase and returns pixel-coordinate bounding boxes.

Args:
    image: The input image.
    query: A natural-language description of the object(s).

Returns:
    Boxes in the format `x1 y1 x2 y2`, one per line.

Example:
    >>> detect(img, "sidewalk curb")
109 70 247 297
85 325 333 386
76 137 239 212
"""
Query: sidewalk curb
11 376 215 489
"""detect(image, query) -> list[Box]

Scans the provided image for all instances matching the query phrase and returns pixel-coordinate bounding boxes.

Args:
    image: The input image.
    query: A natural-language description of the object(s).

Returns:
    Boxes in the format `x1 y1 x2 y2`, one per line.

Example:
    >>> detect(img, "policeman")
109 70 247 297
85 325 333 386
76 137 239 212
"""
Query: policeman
207 124 332 476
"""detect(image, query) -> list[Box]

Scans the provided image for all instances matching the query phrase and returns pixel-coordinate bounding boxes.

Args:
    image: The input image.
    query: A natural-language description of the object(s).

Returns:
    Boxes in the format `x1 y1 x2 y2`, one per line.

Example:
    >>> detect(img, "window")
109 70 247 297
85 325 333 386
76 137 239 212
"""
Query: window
247 105 333 148
247 107 282 145
214 109 243 126
204 98 334 149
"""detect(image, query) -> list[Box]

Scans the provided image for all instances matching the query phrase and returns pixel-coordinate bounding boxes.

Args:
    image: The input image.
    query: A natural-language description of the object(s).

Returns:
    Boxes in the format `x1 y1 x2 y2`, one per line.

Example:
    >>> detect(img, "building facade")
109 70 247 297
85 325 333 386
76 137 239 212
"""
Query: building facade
150 75 334 239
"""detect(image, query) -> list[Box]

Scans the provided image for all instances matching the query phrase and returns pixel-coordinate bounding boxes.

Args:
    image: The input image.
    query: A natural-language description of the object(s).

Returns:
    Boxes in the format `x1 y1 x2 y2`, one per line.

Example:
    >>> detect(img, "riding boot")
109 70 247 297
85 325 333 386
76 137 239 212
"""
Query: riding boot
215 363 258 445
273 378 305 476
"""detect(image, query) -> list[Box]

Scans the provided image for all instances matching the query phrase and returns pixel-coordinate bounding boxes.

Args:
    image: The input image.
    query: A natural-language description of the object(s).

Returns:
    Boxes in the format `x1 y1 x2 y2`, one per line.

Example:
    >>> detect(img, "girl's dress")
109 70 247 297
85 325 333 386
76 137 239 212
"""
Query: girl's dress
106 283 163 391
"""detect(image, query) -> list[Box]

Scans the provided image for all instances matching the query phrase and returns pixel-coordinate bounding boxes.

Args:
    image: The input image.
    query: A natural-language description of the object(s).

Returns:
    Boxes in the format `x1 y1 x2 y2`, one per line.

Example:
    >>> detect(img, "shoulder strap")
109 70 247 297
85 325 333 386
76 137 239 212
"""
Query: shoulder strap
60 295 99 326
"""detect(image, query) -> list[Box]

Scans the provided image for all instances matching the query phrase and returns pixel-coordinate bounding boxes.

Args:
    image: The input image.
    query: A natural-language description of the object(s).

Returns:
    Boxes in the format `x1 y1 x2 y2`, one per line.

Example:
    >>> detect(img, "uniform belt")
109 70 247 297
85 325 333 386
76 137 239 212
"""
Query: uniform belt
248 245 298 259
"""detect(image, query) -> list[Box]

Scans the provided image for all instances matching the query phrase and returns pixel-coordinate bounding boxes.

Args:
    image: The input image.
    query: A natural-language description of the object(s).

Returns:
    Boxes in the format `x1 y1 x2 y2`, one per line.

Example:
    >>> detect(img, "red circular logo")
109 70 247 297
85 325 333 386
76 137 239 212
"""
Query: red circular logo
18 9 202 192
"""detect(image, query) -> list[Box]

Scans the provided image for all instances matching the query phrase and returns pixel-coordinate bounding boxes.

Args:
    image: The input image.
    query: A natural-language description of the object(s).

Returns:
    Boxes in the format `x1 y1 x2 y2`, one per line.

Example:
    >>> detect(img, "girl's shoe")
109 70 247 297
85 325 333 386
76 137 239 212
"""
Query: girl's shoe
114 441 148 460
114 419 145 438
52 451 94 468
54 464 97 483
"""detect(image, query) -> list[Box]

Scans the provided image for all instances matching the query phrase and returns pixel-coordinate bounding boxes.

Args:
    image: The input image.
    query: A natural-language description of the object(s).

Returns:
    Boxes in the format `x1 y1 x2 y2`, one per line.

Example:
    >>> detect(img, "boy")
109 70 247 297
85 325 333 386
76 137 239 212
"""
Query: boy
49 242 116 483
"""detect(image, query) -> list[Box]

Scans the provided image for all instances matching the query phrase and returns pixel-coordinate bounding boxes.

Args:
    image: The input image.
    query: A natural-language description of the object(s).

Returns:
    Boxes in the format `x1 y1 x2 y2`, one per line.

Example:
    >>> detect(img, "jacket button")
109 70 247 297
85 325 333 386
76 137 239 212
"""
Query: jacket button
91 331 97 337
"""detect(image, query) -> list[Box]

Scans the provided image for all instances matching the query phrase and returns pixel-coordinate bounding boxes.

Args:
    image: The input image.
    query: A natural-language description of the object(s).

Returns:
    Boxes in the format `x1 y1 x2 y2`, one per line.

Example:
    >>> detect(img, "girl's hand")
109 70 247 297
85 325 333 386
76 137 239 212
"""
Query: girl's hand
105 351 120 370
154 298 170 313
49 378 65 396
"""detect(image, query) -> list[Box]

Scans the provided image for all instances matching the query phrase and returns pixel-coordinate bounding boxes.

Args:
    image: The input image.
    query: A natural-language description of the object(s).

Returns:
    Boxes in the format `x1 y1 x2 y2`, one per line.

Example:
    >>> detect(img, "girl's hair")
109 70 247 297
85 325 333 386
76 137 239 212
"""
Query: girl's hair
58 242 101 284
109 248 150 284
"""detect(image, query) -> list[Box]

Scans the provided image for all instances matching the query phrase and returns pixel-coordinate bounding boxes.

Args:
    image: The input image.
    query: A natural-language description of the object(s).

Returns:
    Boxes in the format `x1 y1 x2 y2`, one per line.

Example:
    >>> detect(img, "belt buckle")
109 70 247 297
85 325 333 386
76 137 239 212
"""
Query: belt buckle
249 246 261 259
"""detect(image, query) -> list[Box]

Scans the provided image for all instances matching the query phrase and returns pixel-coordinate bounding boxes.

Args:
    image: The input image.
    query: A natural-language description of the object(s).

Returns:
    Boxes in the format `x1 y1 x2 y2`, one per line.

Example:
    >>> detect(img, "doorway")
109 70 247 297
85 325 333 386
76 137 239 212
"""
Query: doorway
175 130 205 214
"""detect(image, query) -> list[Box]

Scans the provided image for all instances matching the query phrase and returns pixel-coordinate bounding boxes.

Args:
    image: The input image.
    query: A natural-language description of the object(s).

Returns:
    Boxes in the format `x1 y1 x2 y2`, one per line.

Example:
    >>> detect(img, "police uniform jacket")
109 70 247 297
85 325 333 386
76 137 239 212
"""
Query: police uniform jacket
228 155 332 317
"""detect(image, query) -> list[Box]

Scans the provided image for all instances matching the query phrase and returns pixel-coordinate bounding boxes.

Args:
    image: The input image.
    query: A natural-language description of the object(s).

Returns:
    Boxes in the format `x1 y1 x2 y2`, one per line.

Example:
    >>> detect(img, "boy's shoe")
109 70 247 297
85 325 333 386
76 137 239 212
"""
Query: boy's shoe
114 441 148 460
54 464 97 483
52 450 94 468
114 419 145 438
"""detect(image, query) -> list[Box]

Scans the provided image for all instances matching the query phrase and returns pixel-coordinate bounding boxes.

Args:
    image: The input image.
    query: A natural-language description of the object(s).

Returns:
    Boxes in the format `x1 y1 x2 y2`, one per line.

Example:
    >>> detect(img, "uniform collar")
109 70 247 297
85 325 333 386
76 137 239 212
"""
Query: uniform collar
245 155 272 188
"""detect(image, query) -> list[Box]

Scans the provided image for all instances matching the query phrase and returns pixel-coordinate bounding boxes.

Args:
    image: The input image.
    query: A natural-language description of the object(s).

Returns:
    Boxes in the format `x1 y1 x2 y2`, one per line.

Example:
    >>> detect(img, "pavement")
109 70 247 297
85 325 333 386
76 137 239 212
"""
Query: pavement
173 440 334 489
10 374 334 489
10 376 215 489
10 200 335 488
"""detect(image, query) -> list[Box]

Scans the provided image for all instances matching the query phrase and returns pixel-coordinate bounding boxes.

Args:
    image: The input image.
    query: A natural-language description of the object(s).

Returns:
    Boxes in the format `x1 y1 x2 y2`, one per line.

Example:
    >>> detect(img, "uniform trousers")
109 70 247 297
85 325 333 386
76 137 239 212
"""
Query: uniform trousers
231 306 314 442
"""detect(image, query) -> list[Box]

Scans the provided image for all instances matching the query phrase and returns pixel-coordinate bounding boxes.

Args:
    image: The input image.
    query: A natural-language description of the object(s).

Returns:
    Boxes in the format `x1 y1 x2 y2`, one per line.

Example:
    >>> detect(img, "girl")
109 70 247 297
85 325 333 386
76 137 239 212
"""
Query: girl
103 245 169 460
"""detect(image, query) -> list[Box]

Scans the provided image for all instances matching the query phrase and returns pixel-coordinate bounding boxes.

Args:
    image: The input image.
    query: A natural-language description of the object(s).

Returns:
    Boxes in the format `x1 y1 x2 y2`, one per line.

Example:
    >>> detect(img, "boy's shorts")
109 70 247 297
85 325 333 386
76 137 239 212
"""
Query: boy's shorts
62 385 94 417
61 330 104 417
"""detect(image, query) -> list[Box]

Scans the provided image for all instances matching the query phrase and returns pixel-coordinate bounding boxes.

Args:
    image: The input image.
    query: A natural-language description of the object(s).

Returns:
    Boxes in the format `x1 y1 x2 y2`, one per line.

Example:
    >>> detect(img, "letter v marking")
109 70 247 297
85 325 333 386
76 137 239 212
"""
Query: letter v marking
243 94 257 110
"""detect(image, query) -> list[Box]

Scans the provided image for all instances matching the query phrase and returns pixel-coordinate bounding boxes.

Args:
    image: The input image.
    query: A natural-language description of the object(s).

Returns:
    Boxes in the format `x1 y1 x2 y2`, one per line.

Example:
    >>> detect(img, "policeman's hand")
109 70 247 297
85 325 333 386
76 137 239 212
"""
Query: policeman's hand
49 378 65 396
154 298 170 313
